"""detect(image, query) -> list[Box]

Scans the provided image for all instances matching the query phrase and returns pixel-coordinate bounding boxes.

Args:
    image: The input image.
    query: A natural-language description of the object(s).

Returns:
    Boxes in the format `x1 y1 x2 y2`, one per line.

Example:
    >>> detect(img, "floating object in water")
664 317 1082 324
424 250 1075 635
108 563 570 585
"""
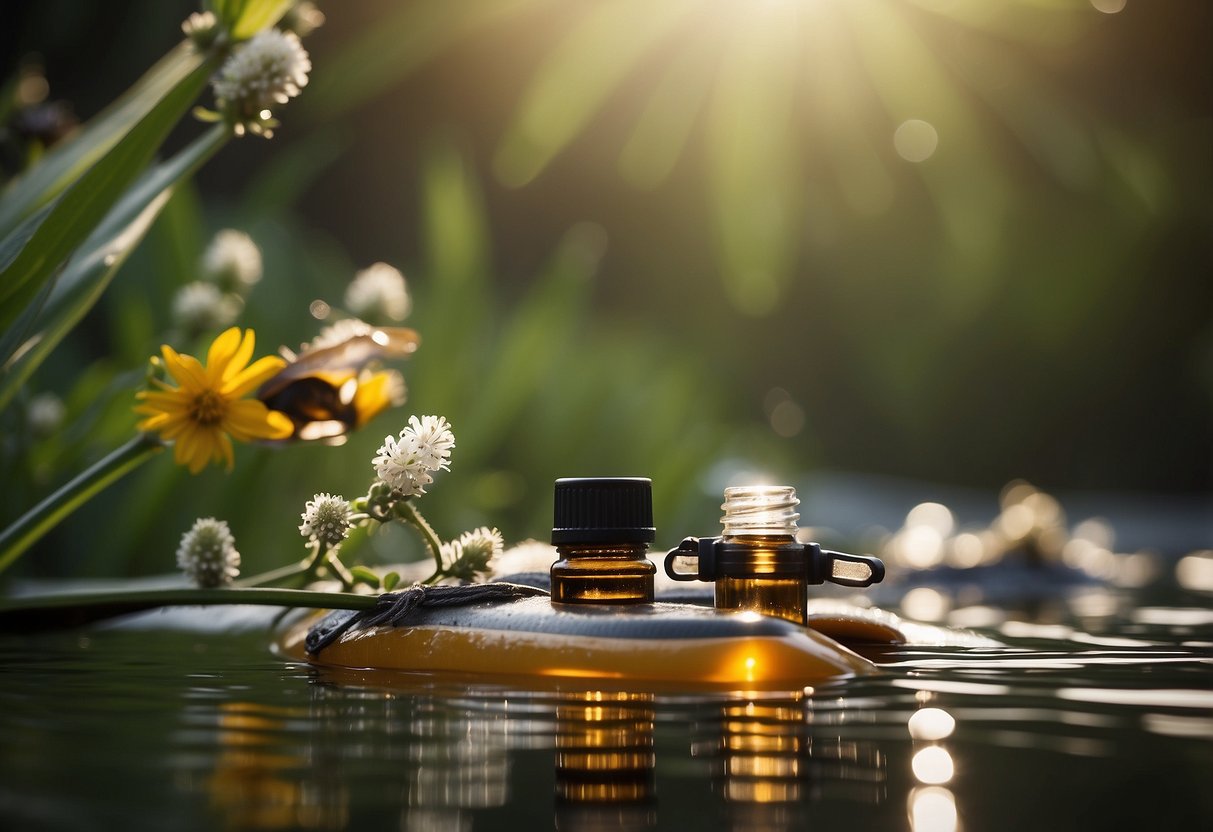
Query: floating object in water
280 587 873 688
286 479 895 688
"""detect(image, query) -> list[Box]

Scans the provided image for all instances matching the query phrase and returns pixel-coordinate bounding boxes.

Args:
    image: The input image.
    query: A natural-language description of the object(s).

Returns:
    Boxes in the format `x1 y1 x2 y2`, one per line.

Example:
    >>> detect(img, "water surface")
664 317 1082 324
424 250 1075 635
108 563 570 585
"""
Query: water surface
1 584 1210 830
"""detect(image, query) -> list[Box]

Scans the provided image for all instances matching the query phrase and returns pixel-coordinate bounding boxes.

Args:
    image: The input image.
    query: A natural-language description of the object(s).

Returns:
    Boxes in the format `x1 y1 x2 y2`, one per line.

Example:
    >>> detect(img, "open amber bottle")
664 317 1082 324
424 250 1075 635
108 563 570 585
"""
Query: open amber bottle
664 485 884 625
550 477 657 604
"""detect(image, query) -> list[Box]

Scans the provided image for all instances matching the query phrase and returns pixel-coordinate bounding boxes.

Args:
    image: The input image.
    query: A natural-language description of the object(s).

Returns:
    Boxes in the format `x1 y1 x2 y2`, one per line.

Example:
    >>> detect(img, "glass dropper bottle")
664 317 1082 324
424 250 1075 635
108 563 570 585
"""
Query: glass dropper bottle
549 477 657 604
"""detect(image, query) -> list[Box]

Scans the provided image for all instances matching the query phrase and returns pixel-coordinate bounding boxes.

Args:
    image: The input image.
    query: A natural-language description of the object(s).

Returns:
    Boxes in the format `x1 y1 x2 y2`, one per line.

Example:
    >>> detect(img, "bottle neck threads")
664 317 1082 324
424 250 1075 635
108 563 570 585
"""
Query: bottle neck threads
720 486 800 538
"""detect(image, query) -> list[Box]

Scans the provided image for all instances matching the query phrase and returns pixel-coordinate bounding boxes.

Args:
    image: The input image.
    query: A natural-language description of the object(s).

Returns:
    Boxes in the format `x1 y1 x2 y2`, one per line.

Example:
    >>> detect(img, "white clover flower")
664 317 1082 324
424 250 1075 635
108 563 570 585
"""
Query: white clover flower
345 262 411 322
403 415 455 472
372 433 433 497
440 527 504 581
211 29 310 135
172 281 243 333
181 11 219 45
27 392 65 437
372 415 455 497
299 492 354 547
177 517 241 587
201 229 262 292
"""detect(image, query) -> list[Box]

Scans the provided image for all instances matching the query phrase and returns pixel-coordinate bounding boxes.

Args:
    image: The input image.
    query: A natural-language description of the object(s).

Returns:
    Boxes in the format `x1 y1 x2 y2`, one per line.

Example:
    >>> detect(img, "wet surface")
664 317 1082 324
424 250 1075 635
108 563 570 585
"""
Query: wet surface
0 581 1210 831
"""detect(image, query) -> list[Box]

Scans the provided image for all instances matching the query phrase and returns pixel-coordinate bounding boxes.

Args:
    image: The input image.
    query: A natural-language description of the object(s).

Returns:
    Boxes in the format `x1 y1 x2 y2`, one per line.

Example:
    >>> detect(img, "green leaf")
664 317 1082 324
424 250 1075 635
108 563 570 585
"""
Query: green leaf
0 42 204 238
0 434 163 574
382 571 401 592
0 55 218 341
350 566 381 589
0 125 230 413
231 0 294 40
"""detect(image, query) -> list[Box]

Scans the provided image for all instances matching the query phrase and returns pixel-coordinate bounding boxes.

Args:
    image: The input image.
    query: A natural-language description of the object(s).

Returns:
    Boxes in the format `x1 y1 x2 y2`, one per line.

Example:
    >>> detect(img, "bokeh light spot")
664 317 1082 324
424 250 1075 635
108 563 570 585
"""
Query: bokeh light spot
1090 0 1127 13
770 400 805 438
912 746 955 785
902 588 950 622
894 119 939 163
910 786 959 832
1175 551 1213 592
908 708 957 741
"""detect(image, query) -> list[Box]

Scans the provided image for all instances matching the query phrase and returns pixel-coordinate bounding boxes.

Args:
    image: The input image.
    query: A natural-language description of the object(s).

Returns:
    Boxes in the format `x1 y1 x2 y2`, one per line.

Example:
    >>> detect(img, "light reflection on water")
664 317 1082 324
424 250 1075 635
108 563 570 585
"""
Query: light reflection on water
0 602 1210 831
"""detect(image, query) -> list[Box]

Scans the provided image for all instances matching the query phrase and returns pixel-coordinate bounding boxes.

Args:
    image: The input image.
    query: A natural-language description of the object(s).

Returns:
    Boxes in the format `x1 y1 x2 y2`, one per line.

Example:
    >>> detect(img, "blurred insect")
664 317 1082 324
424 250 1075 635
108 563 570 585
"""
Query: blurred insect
258 321 419 442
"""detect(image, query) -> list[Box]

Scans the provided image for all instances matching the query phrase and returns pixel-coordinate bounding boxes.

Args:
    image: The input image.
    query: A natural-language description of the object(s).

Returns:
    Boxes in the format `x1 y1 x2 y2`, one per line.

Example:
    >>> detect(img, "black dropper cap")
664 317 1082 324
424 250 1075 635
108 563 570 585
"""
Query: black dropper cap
551 477 656 545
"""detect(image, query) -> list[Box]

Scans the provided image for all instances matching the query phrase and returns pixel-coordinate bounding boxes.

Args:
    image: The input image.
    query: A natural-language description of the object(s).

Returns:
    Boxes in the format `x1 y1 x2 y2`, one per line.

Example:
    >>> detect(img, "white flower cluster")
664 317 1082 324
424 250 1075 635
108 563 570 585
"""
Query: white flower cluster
181 11 218 44
171 281 243 334
441 527 504 582
201 229 262 291
372 415 455 497
345 262 411 322
177 517 241 588
299 493 354 547
171 229 262 336
27 392 65 437
211 28 310 132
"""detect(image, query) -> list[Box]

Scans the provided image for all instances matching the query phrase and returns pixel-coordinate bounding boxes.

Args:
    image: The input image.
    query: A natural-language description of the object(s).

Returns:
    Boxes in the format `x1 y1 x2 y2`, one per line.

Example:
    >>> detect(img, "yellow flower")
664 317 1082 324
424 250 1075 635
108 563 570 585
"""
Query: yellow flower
135 328 293 474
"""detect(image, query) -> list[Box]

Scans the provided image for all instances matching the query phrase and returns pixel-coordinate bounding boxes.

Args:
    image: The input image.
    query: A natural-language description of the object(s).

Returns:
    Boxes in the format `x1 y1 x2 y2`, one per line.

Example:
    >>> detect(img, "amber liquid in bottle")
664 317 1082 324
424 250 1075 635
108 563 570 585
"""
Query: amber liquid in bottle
715 488 808 626
550 543 656 604
714 535 808 626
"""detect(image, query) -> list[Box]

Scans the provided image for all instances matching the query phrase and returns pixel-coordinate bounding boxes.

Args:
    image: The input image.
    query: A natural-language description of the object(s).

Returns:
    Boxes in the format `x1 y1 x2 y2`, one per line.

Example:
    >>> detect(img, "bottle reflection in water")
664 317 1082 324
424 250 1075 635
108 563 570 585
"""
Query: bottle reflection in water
695 692 888 830
555 691 657 831
715 697 809 830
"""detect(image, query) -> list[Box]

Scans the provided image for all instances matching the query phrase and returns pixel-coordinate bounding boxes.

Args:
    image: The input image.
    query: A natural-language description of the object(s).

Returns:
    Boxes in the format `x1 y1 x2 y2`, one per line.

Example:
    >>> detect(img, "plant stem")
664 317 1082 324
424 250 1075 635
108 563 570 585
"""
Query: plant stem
395 500 444 575
0 586 378 631
0 433 163 575
236 561 310 589
325 551 355 590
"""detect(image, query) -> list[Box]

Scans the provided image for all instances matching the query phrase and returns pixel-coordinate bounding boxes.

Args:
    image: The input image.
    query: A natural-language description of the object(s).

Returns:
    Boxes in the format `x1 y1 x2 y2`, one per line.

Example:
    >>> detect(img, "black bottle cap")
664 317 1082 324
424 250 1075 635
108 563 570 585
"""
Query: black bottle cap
551 477 656 545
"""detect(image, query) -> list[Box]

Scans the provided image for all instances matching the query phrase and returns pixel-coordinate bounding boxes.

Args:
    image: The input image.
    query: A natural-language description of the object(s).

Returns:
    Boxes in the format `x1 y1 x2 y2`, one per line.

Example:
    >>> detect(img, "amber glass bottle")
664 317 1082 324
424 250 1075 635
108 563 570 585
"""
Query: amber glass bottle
549 477 657 604
713 486 808 625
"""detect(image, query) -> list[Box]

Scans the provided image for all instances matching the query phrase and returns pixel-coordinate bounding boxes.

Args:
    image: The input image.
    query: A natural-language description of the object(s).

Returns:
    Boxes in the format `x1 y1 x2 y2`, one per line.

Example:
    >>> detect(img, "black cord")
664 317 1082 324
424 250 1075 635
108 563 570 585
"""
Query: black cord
305 582 548 656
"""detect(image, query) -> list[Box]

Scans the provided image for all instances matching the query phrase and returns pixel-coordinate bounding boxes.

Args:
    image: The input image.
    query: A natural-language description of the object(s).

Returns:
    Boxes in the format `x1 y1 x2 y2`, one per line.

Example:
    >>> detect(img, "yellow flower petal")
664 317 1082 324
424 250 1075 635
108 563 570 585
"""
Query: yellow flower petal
205 327 244 385
266 409 294 438
223 329 257 385
135 327 341 473
352 371 399 426
135 412 173 432
221 354 287 399
224 399 293 441
137 391 190 411
161 345 208 392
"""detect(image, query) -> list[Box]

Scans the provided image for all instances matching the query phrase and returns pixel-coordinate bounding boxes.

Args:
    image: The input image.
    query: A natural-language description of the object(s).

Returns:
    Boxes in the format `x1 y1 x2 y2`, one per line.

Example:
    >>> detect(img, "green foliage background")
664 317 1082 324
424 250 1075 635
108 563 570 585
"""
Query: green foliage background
2 0 1209 579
